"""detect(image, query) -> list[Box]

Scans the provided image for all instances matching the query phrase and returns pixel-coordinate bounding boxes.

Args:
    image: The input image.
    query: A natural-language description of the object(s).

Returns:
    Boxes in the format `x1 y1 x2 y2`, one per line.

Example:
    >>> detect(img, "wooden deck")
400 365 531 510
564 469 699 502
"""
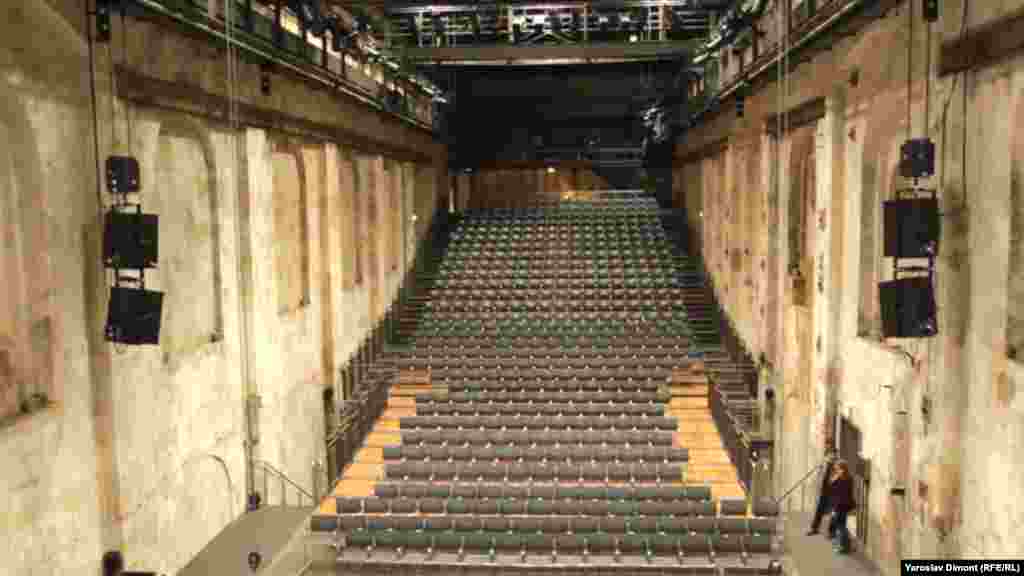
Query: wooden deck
318 367 747 513
669 368 746 501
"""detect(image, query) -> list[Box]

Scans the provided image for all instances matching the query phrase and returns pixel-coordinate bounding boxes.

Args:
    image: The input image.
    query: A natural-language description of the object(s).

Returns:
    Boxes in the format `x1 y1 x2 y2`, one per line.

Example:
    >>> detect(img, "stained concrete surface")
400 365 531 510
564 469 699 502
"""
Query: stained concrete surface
783 511 882 576
0 2 443 575
670 0 1024 571
177 506 312 576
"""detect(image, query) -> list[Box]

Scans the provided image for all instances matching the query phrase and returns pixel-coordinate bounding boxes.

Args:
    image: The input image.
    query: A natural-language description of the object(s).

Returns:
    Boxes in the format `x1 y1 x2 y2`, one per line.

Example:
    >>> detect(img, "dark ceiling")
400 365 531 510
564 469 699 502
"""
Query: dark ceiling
334 1 728 167
444 61 685 166
338 1 731 56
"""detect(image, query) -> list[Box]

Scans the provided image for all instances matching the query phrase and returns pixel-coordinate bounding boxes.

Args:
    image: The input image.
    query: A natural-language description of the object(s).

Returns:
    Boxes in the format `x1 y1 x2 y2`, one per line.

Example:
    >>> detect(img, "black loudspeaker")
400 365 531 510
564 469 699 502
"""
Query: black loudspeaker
102 550 124 576
883 198 939 257
899 138 935 178
879 277 937 338
105 287 164 345
106 156 140 194
289 0 321 30
104 211 159 269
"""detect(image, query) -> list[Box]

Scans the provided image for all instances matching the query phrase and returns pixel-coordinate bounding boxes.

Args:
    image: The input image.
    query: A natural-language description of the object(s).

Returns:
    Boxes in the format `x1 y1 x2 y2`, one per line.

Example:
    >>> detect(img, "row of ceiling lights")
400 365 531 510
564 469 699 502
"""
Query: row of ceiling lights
407 9 704 30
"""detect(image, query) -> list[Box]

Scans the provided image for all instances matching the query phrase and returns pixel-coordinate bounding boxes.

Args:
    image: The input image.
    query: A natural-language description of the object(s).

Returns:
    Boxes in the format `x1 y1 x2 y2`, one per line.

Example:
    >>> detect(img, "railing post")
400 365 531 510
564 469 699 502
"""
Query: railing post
750 436 773 504
312 460 322 503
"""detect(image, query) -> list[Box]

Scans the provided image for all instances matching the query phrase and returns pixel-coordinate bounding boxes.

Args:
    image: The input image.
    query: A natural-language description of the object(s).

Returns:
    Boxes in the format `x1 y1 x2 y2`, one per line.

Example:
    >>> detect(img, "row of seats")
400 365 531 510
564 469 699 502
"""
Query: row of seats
382 444 688 463
426 285 691 296
401 428 675 447
399 415 678 431
384 461 686 483
419 309 690 319
415 368 676 380
401 344 708 357
333 498 737 519
410 327 694 339
436 380 667 392
399 358 686 370
414 391 669 404
445 238 673 247
423 301 696 312
317 514 775 538
399 356 684 369
416 317 691 328
439 250 677 259
410 335 694 347
433 267 696 277
440 254 681 263
367 482 720 503
415 401 666 417
437 258 692 267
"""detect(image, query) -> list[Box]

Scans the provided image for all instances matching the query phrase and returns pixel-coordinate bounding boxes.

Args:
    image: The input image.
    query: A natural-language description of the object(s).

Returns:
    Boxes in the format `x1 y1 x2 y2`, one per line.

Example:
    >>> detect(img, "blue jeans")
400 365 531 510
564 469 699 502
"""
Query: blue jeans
829 508 851 552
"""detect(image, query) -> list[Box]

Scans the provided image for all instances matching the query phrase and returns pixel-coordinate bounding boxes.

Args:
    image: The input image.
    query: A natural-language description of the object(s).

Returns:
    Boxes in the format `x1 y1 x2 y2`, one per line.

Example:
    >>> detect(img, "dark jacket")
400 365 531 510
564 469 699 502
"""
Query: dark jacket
828 475 856 513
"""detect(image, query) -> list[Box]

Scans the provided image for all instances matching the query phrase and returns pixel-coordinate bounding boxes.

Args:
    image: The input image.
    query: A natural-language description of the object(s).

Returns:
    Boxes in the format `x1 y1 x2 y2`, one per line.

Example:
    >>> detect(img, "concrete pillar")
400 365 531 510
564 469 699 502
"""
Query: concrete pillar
583 4 589 43
243 127 273 494
658 5 666 42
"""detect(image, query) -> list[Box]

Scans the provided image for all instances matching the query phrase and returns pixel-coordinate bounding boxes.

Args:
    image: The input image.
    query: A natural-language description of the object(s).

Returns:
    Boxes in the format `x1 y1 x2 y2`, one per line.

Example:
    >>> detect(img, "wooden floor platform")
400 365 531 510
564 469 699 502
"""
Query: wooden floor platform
320 370 747 514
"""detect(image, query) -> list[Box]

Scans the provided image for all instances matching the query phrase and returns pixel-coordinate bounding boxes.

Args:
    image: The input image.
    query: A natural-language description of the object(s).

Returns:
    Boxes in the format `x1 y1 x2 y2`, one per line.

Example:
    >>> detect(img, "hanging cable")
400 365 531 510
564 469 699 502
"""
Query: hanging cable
924 17 931 139
87 0 106 217
907 0 913 140
122 8 133 150
226 0 254 504
108 22 118 153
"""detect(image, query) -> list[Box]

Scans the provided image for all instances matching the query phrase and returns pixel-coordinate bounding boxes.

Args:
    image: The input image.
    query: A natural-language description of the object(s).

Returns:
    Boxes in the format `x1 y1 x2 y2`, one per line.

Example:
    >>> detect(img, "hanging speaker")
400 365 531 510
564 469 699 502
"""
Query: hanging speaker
102 551 124 576
105 287 164 345
899 138 935 178
106 156 140 194
879 277 937 338
883 198 939 258
104 211 159 269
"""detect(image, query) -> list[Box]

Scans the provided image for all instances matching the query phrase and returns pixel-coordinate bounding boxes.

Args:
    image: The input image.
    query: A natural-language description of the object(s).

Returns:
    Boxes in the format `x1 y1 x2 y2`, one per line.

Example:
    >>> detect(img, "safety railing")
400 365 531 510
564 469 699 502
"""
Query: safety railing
325 371 394 486
128 0 443 131
323 208 454 489
253 459 317 508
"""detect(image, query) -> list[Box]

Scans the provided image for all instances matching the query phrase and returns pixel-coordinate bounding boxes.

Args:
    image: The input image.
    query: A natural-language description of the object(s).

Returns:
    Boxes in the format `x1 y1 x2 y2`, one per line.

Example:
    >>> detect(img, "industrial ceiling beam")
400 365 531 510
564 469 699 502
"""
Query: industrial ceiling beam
403 40 692 64
333 1 731 9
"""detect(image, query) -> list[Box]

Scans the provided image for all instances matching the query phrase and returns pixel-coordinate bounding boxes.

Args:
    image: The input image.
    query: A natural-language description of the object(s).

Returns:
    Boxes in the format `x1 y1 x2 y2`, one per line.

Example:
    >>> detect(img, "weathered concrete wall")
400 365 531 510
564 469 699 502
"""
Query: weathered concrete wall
0 1 443 575
462 167 613 209
674 0 1024 570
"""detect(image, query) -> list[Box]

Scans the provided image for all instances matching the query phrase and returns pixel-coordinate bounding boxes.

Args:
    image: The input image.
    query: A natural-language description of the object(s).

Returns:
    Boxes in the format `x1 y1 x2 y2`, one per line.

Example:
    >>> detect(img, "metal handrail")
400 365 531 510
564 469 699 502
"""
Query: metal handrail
129 0 439 132
254 459 315 508
775 457 829 505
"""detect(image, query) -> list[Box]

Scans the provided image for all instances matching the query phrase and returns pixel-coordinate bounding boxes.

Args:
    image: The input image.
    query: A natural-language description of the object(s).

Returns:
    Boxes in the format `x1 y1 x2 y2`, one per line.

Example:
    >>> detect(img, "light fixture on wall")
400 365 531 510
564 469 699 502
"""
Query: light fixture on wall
260 63 272 95
547 167 556 174
923 0 939 22
93 0 114 43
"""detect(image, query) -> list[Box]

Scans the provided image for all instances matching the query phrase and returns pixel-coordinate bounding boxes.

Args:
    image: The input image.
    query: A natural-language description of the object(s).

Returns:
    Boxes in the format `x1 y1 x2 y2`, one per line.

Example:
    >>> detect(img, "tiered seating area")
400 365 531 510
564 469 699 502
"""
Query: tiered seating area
308 191 781 574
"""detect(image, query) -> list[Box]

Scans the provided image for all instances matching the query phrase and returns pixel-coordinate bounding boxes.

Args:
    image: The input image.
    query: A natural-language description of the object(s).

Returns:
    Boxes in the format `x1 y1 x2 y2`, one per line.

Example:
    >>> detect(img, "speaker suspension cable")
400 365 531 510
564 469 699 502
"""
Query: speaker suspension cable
121 7 133 152
906 0 913 141
227 0 256 505
924 12 931 139
87 0 106 220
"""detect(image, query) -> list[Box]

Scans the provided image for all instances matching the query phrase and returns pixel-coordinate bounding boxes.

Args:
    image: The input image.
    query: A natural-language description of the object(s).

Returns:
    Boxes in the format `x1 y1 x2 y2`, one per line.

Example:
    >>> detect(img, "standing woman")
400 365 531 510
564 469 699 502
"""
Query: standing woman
827 459 856 554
